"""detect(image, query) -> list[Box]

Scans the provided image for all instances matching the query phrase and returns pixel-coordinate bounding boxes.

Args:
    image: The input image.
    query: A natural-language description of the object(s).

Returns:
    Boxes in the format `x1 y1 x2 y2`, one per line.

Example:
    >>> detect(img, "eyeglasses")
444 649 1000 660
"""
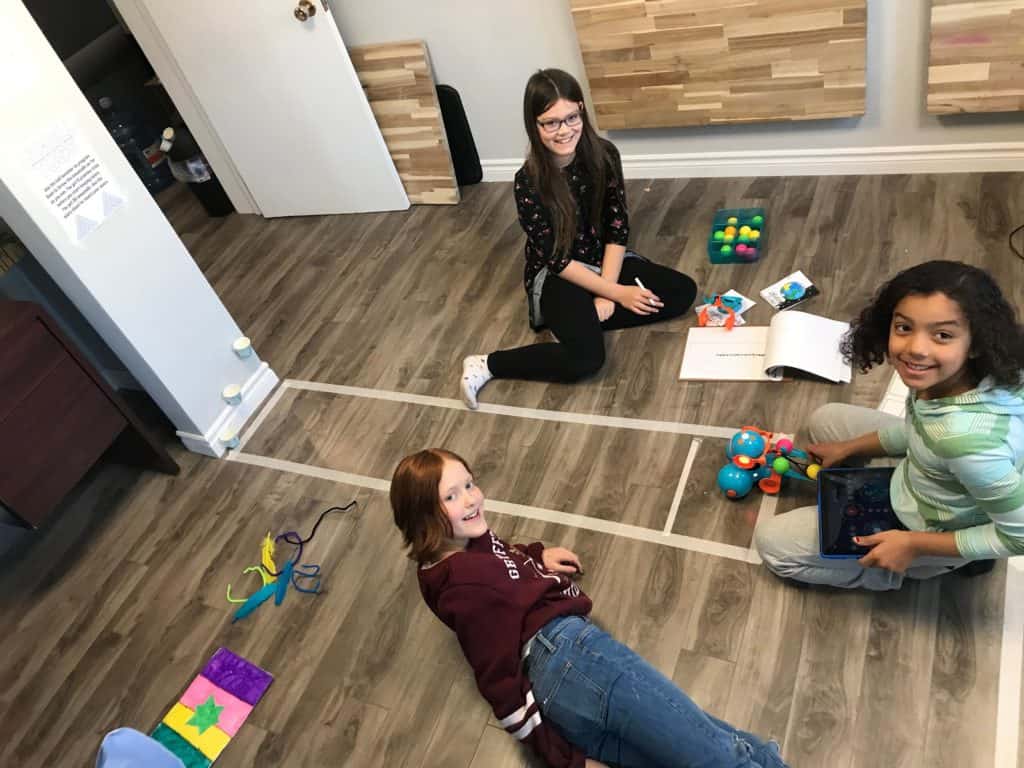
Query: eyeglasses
537 111 583 134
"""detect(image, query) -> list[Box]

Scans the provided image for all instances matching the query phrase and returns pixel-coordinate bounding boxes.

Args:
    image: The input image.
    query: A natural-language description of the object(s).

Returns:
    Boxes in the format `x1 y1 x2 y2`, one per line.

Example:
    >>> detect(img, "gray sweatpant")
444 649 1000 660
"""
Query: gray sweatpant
754 403 970 590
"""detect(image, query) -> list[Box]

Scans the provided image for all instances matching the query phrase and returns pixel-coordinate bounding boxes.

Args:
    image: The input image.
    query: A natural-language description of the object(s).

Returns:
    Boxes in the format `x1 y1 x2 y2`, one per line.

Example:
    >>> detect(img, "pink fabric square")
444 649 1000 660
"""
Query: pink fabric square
180 675 253 736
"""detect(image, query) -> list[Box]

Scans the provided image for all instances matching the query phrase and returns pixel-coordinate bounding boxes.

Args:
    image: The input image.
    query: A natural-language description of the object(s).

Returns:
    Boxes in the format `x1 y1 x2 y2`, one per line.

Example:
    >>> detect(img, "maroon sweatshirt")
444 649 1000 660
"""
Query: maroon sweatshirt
418 530 592 768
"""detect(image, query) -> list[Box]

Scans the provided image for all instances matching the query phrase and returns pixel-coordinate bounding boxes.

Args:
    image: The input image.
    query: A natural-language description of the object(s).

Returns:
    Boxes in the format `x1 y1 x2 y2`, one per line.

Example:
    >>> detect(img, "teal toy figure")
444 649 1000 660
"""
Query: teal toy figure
717 425 821 499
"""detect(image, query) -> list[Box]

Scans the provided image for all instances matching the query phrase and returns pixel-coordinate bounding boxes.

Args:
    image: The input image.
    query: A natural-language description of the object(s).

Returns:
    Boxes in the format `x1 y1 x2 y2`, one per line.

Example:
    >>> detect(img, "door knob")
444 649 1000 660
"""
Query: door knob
294 0 316 21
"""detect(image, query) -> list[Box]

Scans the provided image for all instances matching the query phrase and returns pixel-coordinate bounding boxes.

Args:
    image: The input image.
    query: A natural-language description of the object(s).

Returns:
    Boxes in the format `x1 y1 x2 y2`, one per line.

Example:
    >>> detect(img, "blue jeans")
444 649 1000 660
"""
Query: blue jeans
524 616 788 768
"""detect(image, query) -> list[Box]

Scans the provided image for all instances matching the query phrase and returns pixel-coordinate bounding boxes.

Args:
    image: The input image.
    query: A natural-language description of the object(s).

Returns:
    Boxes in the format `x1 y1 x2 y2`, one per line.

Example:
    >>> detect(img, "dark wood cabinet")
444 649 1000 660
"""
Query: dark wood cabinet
0 300 178 527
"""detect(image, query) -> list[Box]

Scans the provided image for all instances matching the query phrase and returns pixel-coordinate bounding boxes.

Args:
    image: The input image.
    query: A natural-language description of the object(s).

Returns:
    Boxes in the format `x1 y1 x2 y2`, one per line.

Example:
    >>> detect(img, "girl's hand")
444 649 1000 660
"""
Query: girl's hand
585 761 610 768
594 297 616 322
808 440 855 468
543 546 584 575
615 285 663 316
856 530 919 573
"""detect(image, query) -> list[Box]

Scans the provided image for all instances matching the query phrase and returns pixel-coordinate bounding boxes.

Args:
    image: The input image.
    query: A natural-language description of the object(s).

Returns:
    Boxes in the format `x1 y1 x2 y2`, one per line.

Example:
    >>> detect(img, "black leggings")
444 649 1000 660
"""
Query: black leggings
488 259 697 382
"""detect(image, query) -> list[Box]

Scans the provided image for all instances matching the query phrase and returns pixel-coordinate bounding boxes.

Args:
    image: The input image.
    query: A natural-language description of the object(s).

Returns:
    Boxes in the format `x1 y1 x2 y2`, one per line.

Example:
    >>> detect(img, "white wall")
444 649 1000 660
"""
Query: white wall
0 0 277 456
333 0 1024 173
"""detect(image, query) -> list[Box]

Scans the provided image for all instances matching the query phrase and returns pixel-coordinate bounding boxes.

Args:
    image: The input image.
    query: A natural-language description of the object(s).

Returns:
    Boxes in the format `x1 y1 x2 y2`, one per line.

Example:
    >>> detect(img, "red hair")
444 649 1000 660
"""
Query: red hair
391 448 473 563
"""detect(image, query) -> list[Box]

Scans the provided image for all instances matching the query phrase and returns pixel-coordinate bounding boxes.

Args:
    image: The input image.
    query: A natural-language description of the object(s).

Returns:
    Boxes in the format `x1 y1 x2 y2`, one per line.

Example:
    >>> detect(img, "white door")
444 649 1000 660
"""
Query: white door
113 0 409 217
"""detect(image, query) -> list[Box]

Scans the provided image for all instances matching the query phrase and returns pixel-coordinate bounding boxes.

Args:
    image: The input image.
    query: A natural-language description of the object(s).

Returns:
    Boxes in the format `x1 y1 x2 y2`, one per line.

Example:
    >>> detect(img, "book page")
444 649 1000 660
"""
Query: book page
763 311 851 383
678 327 783 381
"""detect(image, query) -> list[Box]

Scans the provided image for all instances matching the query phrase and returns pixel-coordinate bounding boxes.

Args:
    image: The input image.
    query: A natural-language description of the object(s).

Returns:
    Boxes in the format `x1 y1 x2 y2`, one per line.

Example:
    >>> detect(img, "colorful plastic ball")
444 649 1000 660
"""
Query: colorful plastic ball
738 234 750 243
776 438 794 455
731 430 766 458
750 230 761 240
739 225 751 235
724 226 737 236
713 230 725 241
735 244 748 254
807 463 821 480
726 216 738 225
752 215 764 225
718 464 755 499
745 248 758 260
720 245 732 255
772 457 791 475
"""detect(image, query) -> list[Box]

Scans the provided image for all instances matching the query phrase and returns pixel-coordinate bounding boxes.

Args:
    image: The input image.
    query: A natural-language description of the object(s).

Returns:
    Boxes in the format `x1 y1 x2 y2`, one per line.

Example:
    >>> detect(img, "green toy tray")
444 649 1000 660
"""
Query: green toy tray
707 207 767 264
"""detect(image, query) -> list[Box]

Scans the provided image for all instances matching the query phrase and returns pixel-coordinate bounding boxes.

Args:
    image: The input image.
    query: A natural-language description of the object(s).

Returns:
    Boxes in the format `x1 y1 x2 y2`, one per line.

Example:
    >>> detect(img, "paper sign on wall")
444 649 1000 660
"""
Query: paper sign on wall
23 121 124 243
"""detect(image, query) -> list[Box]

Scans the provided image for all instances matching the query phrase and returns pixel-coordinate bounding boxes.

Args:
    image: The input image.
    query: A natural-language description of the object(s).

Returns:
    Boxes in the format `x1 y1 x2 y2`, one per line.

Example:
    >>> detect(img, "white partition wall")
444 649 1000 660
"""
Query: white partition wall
0 0 278 457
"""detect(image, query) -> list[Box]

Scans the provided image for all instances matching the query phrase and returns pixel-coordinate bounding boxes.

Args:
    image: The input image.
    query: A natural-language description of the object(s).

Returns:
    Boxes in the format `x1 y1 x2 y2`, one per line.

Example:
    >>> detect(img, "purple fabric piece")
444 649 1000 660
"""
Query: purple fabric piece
200 648 273 706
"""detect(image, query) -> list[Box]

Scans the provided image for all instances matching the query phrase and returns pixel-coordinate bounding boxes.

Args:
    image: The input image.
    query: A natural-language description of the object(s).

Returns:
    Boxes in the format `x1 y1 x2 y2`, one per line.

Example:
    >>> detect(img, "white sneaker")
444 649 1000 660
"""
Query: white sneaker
461 355 493 410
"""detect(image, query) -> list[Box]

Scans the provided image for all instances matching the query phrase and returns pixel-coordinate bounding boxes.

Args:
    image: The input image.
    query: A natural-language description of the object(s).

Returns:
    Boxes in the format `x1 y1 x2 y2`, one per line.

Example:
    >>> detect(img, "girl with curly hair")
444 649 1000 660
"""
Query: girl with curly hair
756 260 1024 590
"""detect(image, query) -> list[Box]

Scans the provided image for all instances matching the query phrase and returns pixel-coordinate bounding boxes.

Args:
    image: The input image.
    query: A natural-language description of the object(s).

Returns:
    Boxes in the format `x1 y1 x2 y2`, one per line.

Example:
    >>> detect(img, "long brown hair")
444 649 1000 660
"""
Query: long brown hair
391 448 472 563
523 68 613 262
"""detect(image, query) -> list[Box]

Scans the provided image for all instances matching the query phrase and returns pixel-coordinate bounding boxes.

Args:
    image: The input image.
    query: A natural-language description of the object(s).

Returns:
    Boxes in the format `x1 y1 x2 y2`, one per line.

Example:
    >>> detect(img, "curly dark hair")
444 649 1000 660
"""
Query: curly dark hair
842 260 1024 387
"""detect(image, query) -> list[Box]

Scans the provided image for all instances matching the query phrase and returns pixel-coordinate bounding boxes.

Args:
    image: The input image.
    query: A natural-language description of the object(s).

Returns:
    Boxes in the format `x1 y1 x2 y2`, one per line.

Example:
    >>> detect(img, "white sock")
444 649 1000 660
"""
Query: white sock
461 354 493 410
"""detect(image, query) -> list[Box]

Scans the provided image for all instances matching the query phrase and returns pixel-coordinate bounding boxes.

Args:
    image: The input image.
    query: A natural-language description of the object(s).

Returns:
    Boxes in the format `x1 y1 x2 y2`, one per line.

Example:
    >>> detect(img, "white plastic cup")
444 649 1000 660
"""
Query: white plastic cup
222 384 242 406
233 336 253 359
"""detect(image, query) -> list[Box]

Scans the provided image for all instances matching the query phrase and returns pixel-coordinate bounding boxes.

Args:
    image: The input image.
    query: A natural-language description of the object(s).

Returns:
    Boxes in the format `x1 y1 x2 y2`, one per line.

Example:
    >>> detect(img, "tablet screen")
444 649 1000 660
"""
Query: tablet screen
818 467 904 557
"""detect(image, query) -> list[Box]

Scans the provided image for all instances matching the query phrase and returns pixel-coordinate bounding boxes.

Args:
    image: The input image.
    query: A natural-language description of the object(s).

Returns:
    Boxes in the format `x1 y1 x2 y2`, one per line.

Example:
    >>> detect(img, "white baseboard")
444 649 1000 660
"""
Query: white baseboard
176 362 280 458
480 142 1024 182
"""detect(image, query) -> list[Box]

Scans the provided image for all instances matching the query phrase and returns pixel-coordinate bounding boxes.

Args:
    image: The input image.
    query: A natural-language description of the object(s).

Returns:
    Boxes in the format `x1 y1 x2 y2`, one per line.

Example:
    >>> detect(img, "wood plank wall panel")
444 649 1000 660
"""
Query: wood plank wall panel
928 0 1024 114
568 0 868 129
348 41 460 205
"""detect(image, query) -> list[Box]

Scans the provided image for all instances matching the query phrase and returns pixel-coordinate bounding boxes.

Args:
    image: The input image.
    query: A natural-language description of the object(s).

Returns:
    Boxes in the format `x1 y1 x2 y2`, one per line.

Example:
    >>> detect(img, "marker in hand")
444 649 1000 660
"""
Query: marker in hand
635 277 658 310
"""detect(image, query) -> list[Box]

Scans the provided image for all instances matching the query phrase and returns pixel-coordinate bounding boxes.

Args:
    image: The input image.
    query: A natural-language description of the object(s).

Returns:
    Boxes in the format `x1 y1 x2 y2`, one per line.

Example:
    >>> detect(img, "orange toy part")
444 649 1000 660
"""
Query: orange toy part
733 453 758 469
698 296 737 330
758 473 782 494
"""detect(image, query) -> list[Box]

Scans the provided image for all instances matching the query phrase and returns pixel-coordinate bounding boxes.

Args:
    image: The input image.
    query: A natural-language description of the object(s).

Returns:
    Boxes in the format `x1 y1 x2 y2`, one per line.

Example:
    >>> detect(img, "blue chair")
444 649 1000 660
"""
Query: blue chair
96 728 185 768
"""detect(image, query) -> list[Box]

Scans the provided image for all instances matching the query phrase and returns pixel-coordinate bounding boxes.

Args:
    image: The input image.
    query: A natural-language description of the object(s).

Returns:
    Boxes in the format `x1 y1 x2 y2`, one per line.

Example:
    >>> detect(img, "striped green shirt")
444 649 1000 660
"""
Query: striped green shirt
879 381 1024 560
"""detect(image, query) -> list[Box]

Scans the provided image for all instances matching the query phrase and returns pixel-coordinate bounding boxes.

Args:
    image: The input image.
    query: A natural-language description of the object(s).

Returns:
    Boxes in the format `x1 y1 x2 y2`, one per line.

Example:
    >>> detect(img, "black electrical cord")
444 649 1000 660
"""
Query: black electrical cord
1012 222 1024 261
269 501 358 576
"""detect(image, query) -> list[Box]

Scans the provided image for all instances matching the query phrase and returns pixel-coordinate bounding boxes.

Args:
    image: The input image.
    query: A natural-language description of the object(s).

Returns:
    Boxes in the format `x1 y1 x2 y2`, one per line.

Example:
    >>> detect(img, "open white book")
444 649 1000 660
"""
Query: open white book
678 311 852 383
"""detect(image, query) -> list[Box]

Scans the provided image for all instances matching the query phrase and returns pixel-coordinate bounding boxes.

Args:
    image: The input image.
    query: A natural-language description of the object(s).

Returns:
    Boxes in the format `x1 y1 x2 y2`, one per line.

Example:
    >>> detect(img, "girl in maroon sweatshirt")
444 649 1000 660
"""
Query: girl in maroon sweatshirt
391 448 789 768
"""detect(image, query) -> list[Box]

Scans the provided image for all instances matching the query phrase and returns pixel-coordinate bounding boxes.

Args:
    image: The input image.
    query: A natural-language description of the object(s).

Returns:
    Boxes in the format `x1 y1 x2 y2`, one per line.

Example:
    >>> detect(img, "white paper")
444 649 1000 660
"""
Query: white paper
763 311 851 383
678 311 852 383
760 270 817 310
23 121 124 243
678 327 782 381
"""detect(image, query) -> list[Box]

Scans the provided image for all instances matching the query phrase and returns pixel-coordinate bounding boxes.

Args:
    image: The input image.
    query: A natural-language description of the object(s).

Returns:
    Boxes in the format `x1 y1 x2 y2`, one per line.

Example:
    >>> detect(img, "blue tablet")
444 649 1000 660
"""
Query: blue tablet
817 467 905 559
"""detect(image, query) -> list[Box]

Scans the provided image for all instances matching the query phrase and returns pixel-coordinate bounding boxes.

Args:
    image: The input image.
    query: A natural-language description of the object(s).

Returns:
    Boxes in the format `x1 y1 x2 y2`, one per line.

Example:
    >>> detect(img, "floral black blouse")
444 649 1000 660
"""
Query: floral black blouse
513 140 629 292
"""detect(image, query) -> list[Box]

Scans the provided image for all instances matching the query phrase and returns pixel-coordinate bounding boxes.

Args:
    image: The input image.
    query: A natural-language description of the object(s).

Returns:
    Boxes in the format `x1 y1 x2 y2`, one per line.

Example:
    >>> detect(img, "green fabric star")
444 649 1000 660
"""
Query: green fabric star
187 695 224 735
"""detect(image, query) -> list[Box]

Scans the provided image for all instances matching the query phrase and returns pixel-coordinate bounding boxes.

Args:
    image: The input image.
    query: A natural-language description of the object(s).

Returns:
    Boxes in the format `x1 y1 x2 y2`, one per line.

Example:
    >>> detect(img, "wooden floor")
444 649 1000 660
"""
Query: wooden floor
2 172 1023 768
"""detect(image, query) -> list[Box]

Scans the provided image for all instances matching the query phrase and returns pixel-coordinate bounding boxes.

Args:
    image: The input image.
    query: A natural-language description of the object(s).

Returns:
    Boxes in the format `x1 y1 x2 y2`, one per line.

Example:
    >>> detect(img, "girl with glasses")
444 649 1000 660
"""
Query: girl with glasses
460 69 698 409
